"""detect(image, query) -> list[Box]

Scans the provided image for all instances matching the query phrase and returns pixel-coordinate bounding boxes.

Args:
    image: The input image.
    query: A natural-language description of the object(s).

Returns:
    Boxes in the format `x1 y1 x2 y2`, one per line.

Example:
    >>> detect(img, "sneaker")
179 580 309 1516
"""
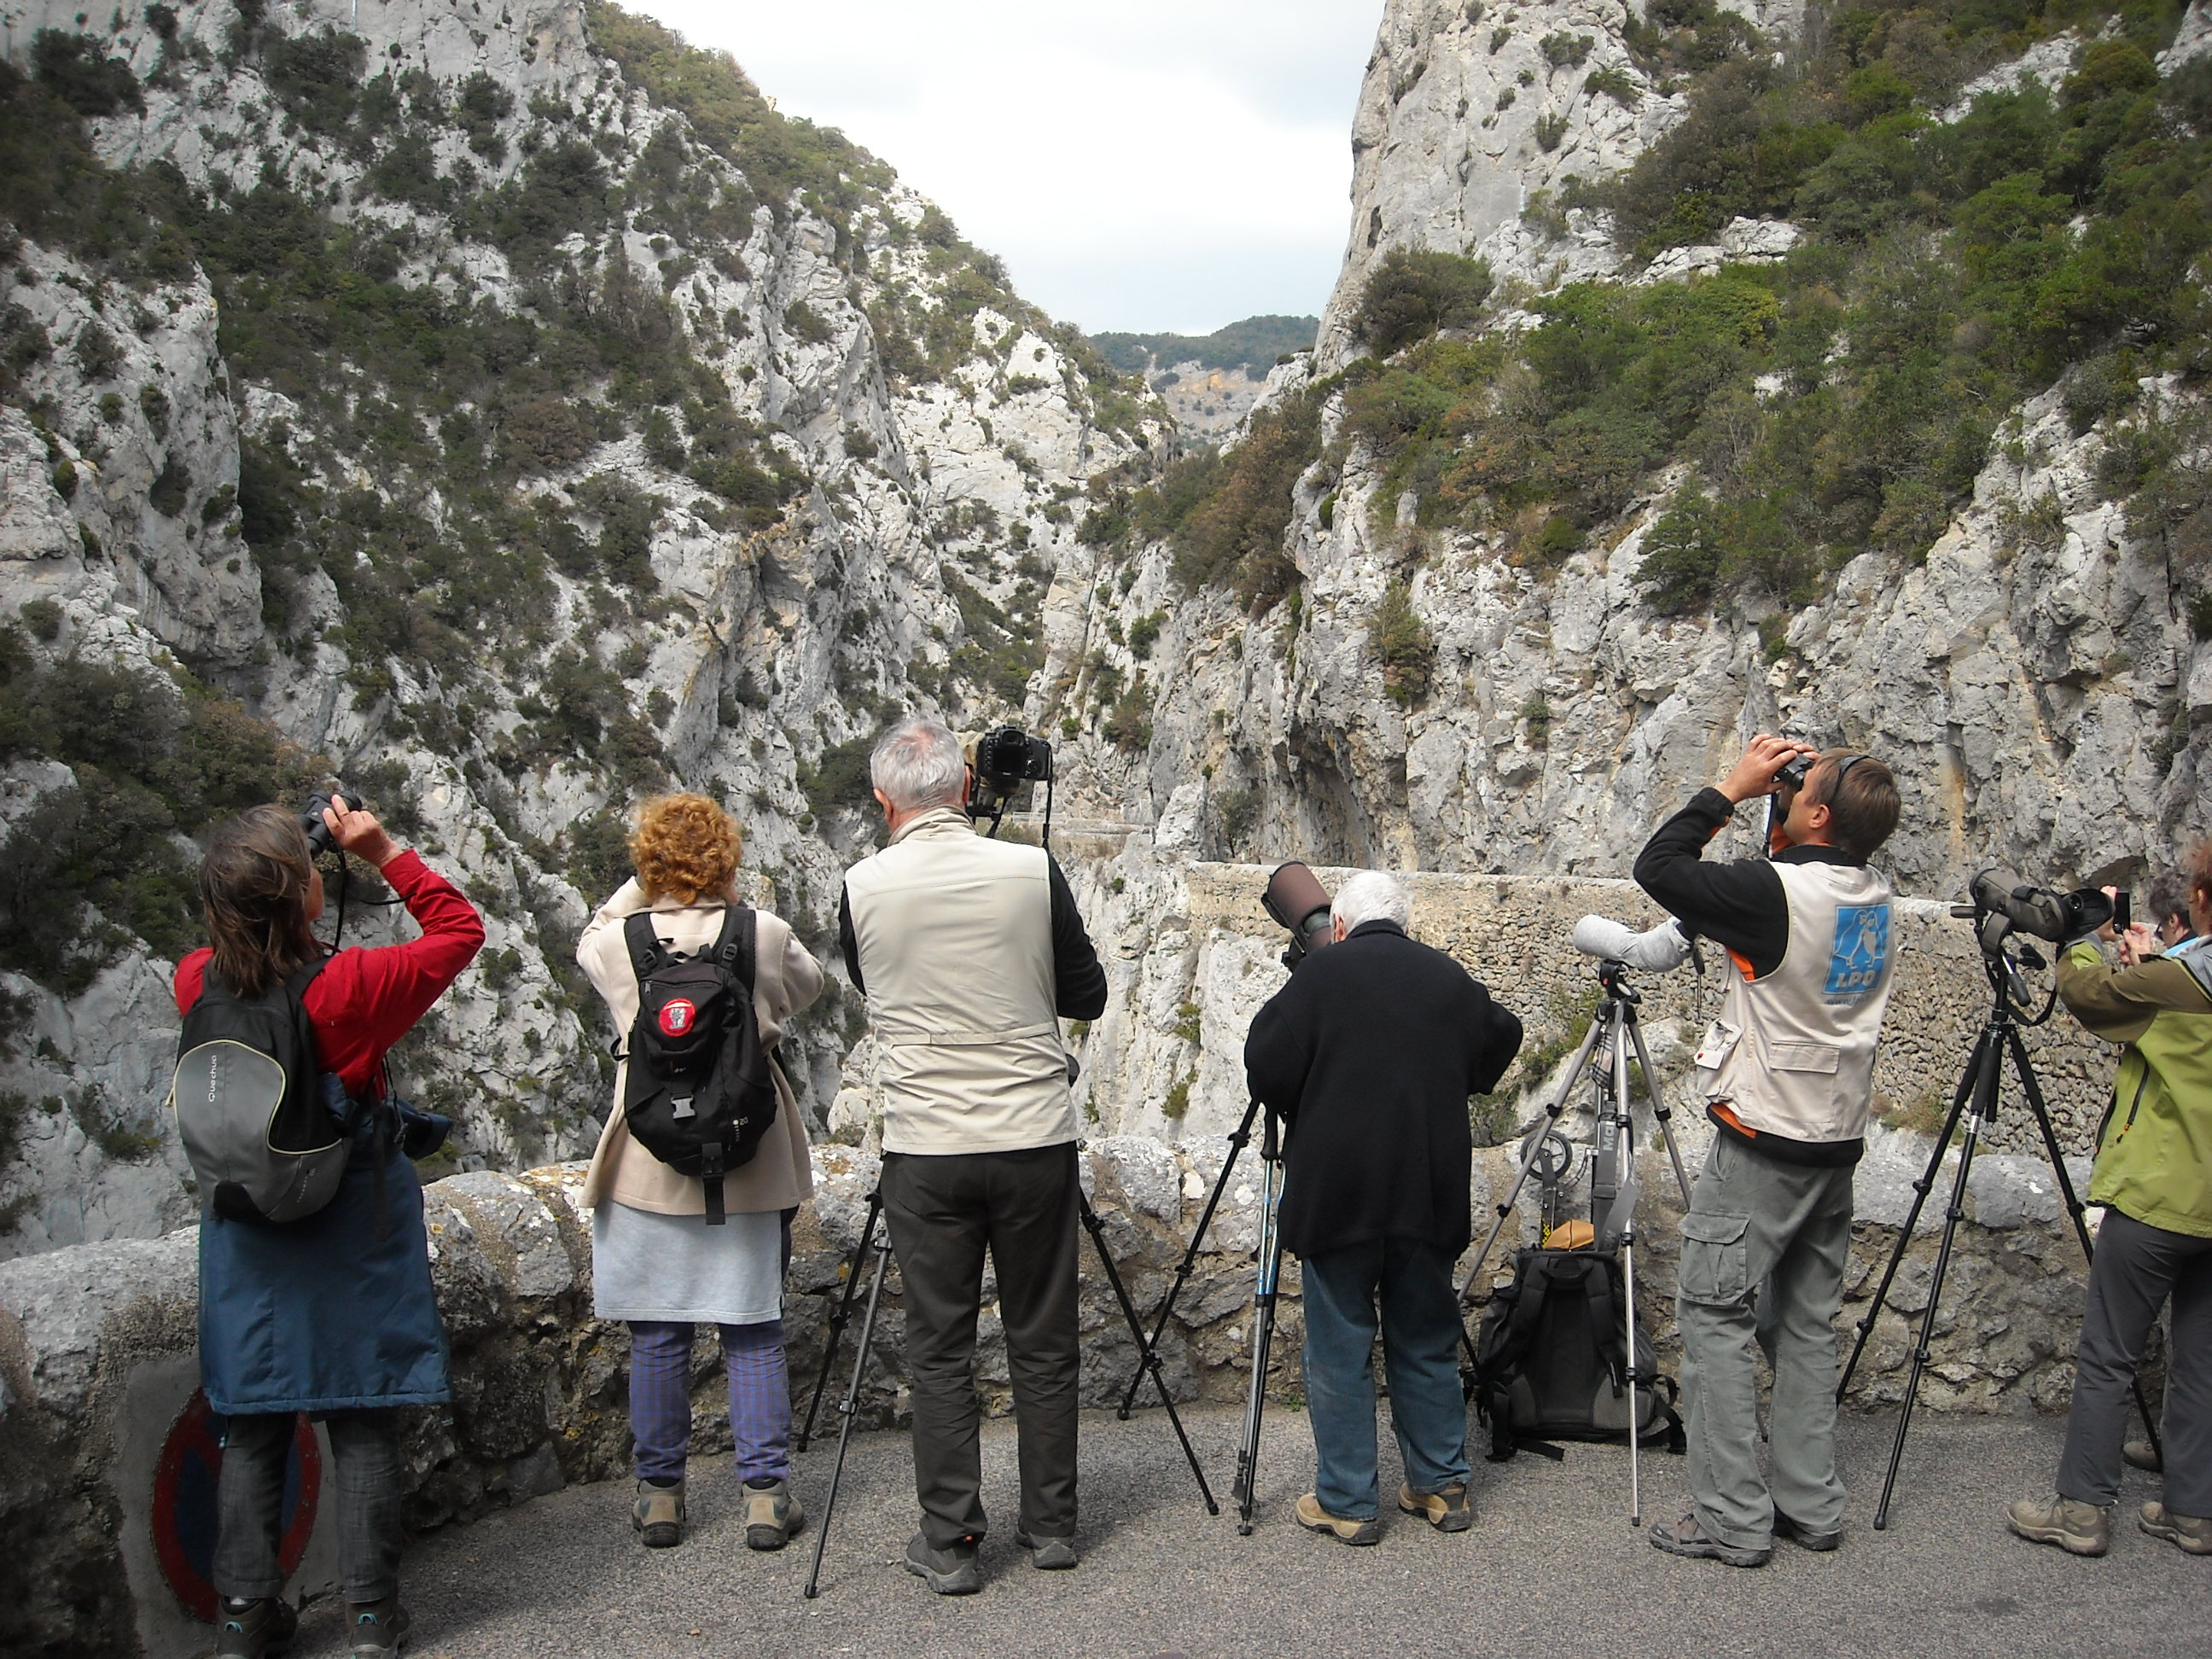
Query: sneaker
1015 1528 1079 1569
1773 1510 1843 1552
742 1477 804 1551
2123 1440 2163 1473
1295 1492 1382 1545
904 1530 983 1595
633 1477 684 1549
215 1596 298 1658
2005 1493 2110 1557
2139 1501 2212 1555
345 1598 410 1658
1649 1512 1770 1568
1398 1483 1474 1533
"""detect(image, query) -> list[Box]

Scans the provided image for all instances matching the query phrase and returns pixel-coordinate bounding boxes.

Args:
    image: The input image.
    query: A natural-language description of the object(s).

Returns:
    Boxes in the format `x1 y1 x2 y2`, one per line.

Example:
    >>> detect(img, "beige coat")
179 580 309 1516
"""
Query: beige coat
577 881 824 1215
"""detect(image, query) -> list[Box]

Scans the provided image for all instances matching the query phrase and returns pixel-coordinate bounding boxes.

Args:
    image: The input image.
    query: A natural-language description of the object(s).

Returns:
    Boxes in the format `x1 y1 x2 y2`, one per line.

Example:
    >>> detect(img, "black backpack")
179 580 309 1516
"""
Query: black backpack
171 958 351 1225
618 906 777 1224
1468 1246 1684 1461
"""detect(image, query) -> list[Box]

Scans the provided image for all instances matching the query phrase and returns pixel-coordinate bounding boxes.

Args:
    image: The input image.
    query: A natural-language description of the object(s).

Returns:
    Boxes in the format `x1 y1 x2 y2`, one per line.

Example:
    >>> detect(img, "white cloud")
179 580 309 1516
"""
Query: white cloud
625 2 1382 335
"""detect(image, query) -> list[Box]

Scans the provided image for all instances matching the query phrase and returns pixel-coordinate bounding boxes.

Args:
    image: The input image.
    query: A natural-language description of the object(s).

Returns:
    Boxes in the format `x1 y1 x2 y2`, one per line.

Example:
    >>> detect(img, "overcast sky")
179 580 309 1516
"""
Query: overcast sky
631 2 1384 337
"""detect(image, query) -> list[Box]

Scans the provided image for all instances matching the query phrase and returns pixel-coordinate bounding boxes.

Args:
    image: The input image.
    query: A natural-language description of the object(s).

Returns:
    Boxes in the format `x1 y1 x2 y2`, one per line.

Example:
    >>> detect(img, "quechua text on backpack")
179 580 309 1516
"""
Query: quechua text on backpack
171 958 352 1225
618 905 778 1223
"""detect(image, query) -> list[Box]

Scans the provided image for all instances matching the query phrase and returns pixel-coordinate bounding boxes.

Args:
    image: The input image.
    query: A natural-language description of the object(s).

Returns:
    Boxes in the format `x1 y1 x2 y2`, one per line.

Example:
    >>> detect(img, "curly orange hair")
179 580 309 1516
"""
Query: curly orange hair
629 794 742 905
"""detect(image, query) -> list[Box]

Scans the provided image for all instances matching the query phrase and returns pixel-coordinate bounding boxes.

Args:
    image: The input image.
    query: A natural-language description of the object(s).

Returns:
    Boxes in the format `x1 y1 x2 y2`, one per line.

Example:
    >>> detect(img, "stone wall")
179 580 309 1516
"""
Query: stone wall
1 1129 2143 1658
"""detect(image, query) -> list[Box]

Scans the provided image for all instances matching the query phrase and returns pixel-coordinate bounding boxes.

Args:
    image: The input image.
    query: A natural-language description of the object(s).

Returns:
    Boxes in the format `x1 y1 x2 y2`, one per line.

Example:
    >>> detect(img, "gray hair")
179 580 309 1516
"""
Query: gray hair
1333 870 1411 934
870 717 966 812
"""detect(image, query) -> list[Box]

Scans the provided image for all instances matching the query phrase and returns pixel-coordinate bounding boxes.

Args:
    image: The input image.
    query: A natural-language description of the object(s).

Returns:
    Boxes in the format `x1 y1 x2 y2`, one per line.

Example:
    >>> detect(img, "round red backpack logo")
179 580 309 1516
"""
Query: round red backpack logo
658 998 697 1038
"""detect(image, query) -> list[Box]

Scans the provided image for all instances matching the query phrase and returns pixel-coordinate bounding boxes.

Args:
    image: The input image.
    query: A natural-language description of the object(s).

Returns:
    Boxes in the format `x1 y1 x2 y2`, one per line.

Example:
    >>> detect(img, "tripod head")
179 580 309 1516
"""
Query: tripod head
1949 899 2052 1020
1595 959 1644 1005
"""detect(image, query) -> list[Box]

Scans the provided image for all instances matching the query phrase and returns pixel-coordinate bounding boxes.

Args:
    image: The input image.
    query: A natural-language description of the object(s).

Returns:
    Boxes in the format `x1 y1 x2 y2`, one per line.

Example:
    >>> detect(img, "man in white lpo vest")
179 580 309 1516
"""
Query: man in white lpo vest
838 718 1107 1595
1633 736 1903 1568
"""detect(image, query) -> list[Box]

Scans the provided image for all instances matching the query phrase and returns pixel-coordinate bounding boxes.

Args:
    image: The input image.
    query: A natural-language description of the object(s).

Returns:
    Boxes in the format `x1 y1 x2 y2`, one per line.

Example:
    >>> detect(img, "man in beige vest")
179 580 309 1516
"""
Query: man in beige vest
838 718 1107 1594
1633 736 1902 1568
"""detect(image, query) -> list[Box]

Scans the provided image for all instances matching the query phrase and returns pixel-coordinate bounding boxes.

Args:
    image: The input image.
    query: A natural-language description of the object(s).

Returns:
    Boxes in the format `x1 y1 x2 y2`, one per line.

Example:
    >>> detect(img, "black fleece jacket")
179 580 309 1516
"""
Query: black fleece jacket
1631 787 1863 979
1243 921 1523 1259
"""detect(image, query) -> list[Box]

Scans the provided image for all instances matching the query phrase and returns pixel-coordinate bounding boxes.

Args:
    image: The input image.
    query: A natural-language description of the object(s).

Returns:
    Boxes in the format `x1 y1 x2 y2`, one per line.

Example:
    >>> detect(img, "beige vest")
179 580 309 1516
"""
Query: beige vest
1694 861 1898 1144
844 809 1075 1156
577 884 823 1215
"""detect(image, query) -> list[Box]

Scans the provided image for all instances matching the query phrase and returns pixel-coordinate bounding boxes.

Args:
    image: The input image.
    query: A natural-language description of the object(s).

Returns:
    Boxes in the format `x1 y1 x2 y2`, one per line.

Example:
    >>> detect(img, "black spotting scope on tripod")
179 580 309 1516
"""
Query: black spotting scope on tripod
1836 871 2163 1528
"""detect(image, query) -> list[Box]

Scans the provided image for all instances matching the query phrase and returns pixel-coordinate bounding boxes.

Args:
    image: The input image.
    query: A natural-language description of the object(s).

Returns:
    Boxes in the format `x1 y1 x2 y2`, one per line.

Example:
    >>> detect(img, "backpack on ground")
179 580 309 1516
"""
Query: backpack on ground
171 958 352 1225
1468 1244 1684 1461
619 905 778 1224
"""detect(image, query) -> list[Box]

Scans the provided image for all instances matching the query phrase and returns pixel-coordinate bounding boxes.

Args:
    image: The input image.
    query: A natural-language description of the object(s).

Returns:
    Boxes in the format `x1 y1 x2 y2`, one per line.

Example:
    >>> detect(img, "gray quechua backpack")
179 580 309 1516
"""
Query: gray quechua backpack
170 958 351 1225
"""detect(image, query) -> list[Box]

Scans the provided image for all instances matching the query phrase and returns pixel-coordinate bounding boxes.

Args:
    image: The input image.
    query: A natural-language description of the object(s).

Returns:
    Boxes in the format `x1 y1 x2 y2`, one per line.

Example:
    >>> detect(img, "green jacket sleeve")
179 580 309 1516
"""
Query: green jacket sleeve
2058 943 2212 1045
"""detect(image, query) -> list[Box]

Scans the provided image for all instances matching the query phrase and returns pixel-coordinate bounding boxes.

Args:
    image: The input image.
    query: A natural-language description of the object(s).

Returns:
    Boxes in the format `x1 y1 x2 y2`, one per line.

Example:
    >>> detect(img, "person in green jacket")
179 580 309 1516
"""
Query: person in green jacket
2007 841 2212 1559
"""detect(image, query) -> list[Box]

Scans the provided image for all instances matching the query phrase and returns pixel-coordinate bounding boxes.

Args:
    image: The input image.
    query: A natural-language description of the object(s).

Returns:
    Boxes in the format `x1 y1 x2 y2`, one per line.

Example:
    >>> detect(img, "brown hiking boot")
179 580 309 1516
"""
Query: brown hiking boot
1650 1511 1770 1568
2139 1502 2212 1555
2122 1440 2163 1473
633 1478 684 1548
1398 1483 1473 1533
2006 1493 2109 1557
1296 1492 1381 1545
741 1477 803 1551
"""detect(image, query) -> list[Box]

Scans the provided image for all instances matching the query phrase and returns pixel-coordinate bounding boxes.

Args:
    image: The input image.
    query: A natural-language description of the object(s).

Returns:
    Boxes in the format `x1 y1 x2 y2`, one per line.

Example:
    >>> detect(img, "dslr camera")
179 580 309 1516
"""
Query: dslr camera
963 725 1052 835
300 788 366 858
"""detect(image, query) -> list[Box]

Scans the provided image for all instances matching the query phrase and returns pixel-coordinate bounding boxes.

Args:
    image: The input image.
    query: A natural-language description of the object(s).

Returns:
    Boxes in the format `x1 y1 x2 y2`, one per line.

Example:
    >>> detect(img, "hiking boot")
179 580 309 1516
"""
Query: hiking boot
633 1477 684 1549
742 1477 804 1551
1295 1492 1382 1545
344 1598 410 1657
1398 1483 1473 1533
2139 1501 2212 1555
1015 1528 1078 1569
2123 1440 2163 1473
1650 1512 1770 1568
1773 1510 1843 1552
215 1596 297 1658
904 1531 983 1595
2006 1493 2110 1557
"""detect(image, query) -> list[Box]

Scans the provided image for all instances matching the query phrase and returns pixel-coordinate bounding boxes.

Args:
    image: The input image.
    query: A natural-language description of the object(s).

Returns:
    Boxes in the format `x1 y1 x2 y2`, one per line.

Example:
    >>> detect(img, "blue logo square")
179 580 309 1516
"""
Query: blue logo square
1825 905 1889 998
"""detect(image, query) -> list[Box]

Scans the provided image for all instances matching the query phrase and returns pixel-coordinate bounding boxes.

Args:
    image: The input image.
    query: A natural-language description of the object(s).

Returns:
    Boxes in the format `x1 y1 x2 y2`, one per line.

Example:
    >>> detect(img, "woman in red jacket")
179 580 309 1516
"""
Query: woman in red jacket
175 796 483 1659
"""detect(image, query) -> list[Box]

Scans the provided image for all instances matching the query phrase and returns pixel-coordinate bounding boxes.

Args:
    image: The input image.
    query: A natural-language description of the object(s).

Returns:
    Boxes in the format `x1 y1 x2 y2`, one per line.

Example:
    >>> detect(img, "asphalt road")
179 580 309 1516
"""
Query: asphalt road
277 1406 2208 1659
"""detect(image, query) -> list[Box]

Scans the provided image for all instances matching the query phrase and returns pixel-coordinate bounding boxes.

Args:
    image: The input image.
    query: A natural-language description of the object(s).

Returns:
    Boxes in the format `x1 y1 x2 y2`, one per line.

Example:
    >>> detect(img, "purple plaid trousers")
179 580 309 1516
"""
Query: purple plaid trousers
627 1319 790 1484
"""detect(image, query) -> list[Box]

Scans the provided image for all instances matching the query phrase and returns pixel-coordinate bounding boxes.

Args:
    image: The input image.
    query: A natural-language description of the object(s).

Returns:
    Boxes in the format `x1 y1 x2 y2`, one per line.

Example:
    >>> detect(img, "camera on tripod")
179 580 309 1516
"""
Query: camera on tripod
962 725 1053 841
1963 869 2129 943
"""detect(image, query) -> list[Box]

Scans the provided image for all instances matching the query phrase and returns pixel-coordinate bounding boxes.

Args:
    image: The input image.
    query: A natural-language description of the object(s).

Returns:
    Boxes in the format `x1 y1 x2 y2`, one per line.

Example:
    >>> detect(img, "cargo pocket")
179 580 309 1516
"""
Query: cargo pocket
1678 1212 1751 1306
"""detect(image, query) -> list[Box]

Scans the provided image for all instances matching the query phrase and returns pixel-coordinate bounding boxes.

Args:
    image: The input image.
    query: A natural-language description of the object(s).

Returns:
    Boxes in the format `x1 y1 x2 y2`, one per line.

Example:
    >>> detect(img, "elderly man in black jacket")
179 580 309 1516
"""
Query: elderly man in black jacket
1244 870 1523 1545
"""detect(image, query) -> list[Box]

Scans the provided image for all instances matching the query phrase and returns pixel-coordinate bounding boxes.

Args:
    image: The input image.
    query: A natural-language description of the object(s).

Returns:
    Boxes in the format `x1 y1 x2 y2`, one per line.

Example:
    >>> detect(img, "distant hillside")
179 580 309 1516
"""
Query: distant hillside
1089 314 1318 376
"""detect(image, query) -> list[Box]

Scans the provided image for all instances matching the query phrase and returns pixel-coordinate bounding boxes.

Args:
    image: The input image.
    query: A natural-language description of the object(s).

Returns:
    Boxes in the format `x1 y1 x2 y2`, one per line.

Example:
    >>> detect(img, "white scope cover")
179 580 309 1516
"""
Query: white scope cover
1571 915 1693 972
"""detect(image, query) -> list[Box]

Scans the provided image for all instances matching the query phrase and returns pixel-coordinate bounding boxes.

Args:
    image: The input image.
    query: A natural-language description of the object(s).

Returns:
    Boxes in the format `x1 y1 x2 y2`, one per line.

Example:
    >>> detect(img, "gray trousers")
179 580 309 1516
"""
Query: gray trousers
213 1410 402 1603
2057 1207 2212 1516
880 1142 1081 1549
1676 1132 1855 1551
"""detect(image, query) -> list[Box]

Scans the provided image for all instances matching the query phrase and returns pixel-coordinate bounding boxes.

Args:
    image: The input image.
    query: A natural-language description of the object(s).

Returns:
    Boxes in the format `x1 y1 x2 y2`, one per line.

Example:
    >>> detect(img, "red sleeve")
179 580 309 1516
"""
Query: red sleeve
304 850 485 1096
174 948 212 1015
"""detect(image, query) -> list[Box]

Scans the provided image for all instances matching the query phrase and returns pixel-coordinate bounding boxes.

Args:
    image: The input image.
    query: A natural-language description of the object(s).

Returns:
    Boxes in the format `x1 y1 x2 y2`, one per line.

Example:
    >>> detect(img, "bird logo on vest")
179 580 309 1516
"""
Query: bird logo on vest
658 998 698 1038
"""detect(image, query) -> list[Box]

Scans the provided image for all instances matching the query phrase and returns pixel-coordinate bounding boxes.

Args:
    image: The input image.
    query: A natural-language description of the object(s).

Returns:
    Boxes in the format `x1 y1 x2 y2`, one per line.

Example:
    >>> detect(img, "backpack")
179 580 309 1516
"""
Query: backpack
618 905 778 1224
1468 1245 1684 1461
171 958 352 1225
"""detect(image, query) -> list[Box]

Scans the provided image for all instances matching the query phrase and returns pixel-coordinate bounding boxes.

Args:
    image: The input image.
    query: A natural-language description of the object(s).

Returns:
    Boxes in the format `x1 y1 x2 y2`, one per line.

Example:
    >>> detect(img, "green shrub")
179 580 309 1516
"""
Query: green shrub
797 735 876 821
261 26 366 139
1354 248 1495 357
1373 581 1435 707
1636 483 1726 614
32 29 143 118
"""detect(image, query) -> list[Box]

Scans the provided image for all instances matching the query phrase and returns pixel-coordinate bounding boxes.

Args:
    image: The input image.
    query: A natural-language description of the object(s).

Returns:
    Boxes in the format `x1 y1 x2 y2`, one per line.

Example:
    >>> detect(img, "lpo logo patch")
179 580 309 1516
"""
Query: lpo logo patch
658 998 699 1038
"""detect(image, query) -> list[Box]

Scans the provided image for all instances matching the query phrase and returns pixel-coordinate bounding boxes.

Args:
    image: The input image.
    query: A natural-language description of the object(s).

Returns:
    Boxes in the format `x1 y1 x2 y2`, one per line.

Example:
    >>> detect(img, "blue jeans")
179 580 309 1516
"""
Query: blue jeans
1300 1237 1474 1519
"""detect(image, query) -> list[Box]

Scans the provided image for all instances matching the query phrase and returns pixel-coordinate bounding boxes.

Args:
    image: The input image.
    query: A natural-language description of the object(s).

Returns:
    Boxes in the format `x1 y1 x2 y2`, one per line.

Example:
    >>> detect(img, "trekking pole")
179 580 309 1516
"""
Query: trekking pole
1116 1096 1261 1420
795 1187 882 1453
1233 1109 1286 1535
802 1220 892 1599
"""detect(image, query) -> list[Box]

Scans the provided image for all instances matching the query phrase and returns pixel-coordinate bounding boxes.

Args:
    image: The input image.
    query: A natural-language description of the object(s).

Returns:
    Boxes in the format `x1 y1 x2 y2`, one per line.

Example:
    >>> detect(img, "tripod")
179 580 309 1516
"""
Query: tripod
798 1158 1220 1594
1230 1106 1286 1534
1837 917 2165 1528
1454 958 1695 1526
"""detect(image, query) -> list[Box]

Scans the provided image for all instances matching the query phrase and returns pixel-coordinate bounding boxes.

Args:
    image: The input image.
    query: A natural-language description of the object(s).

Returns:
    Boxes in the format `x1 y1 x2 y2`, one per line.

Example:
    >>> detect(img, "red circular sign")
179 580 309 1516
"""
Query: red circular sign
152 1391 320 1622
658 998 697 1038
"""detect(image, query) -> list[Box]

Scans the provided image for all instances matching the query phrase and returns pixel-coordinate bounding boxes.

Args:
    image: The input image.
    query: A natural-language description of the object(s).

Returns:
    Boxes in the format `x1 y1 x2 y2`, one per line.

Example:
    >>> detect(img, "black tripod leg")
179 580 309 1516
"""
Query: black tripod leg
1080 1193 1220 1514
802 1232 892 1599
796 1188 882 1454
1115 1098 1258 1421
2005 1028 2165 1468
1874 1097 1988 1530
1837 1032 1988 1402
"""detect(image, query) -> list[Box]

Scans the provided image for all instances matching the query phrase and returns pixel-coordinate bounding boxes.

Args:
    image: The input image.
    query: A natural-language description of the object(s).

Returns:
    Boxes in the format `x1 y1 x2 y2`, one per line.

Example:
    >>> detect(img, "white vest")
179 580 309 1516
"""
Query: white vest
844 809 1075 1156
1693 861 1898 1145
